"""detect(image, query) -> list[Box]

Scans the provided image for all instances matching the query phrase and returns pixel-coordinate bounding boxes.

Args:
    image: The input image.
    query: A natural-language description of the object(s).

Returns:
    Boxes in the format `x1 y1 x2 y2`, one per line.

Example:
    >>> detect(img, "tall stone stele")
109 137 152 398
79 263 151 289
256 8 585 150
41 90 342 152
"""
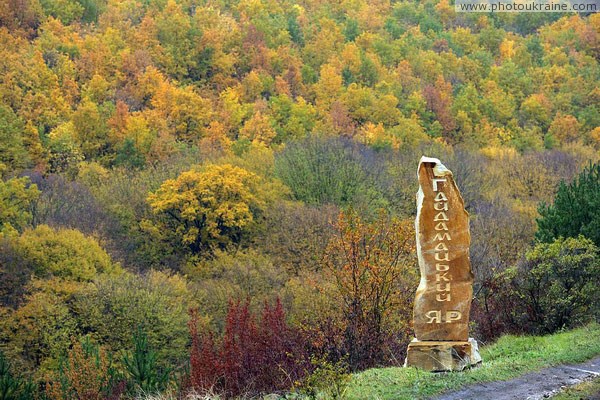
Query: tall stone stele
405 156 482 372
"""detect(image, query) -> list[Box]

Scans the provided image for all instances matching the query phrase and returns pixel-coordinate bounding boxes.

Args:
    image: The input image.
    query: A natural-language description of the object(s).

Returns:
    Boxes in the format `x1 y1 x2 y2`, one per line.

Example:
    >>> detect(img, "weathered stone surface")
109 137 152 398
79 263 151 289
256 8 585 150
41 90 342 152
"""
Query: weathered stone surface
405 156 481 372
412 156 473 342
405 338 481 372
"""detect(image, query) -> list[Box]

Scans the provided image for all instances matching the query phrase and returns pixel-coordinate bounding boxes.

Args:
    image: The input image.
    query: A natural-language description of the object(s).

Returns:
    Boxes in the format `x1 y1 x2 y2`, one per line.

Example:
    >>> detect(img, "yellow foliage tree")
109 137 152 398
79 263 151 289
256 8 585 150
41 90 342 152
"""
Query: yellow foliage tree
146 164 267 253
239 111 277 145
360 122 401 150
72 99 109 159
548 113 581 144
218 86 249 137
314 64 343 112
588 126 600 149
14 225 120 281
199 121 232 156
0 176 40 237
499 38 515 61
150 83 213 144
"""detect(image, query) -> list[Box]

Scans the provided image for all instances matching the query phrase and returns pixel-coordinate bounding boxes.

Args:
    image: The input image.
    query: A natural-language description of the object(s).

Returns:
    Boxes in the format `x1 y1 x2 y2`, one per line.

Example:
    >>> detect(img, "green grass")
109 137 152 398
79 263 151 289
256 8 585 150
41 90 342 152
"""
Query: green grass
551 376 600 399
345 323 600 400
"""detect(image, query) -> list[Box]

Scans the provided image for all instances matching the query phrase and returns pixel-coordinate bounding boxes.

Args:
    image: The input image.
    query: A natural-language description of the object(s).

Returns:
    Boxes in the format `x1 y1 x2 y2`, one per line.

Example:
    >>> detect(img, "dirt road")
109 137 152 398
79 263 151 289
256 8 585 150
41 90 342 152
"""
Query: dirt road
433 356 600 400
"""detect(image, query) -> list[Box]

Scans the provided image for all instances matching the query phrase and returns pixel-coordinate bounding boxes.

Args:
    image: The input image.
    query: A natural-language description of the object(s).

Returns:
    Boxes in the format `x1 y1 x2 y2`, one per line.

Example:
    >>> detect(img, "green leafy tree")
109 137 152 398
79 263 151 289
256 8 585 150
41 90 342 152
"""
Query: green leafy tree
72 100 110 160
122 328 170 395
287 14 304 45
74 271 196 368
39 0 83 23
0 106 29 172
0 281 80 378
114 138 145 169
274 137 386 210
536 163 600 246
357 53 378 87
344 19 360 42
516 236 600 333
0 350 35 400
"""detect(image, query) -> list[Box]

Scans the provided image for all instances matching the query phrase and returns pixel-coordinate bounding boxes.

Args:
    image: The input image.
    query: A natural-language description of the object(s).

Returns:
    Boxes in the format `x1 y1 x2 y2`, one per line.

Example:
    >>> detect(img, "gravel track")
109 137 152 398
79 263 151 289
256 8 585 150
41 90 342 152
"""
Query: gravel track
433 356 600 400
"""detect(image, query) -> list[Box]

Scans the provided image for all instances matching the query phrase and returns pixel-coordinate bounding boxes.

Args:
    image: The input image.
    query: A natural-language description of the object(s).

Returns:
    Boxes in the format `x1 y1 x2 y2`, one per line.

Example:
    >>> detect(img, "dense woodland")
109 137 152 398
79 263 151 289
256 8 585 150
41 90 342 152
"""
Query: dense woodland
0 0 600 398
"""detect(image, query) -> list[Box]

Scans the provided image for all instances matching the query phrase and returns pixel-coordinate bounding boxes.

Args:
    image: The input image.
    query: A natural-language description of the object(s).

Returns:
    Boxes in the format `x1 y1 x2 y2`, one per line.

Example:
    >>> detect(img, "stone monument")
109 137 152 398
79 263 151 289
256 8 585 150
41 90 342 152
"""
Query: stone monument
405 156 482 372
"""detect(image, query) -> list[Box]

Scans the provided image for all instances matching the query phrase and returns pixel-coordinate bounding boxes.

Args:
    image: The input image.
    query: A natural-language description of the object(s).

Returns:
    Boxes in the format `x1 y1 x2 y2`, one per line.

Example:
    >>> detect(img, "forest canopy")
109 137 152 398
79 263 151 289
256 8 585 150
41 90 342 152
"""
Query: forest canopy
0 0 599 398
0 0 599 175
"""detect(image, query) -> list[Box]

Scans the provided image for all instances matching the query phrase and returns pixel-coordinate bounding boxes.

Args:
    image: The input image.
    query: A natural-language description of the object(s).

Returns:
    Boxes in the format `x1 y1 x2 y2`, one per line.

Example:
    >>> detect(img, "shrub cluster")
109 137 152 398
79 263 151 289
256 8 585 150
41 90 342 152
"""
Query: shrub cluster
471 163 600 340
187 299 309 398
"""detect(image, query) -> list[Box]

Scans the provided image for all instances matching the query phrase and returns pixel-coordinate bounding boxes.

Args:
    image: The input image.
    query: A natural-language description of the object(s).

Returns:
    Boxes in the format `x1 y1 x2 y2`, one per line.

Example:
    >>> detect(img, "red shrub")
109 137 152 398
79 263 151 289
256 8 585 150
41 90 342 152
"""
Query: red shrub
187 298 309 398
189 309 220 390
471 275 526 341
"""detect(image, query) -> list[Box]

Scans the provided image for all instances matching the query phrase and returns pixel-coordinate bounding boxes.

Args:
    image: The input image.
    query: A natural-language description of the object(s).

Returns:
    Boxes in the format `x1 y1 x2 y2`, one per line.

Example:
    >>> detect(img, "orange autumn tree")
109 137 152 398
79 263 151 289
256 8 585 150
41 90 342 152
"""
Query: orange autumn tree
323 209 417 370
46 338 114 400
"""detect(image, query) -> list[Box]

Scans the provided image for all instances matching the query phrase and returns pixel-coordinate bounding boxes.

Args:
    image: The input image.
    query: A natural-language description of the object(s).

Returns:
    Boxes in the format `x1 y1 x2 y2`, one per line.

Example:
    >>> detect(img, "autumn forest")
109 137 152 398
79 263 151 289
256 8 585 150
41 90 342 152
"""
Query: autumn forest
0 0 599 398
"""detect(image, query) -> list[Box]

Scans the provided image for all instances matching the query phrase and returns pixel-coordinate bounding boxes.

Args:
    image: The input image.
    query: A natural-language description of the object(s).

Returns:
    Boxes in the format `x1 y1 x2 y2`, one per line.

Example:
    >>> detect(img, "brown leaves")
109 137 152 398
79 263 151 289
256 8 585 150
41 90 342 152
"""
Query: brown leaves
46 338 111 400
322 209 418 369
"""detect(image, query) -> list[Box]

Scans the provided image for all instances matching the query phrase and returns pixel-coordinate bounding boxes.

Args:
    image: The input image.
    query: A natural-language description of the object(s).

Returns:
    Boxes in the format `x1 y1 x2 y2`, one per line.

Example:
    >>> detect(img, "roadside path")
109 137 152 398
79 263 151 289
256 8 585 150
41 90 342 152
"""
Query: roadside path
433 356 600 400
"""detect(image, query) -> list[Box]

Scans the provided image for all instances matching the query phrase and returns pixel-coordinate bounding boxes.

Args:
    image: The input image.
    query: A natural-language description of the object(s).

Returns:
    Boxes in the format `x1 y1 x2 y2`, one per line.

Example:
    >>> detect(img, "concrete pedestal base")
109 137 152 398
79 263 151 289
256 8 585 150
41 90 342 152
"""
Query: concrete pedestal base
405 338 482 372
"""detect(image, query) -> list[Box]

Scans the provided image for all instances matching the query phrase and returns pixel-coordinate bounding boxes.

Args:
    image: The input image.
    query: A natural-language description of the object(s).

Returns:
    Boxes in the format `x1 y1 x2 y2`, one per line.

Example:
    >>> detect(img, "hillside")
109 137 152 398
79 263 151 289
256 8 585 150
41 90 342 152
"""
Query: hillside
1 0 599 169
0 0 600 399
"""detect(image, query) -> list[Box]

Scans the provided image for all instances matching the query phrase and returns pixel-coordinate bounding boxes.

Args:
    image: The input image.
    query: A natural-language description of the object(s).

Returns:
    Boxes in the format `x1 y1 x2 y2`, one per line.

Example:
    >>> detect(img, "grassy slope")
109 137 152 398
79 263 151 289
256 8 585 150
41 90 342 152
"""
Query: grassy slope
345 323 600 400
